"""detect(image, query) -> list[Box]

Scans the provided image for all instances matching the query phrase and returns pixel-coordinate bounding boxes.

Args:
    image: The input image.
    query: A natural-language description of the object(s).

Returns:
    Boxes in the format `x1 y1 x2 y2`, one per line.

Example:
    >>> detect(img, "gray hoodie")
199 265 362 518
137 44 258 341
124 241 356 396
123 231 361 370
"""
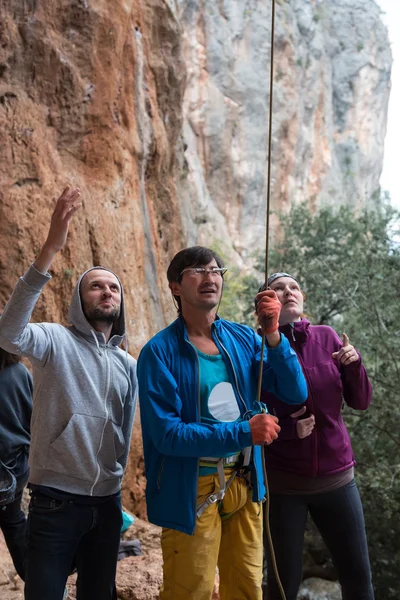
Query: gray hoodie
0 265 137 496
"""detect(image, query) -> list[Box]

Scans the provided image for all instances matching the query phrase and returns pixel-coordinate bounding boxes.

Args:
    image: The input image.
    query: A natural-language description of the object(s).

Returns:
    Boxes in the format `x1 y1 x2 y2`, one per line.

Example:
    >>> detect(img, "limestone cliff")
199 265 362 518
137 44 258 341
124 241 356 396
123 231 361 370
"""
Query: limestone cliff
177 0 392 258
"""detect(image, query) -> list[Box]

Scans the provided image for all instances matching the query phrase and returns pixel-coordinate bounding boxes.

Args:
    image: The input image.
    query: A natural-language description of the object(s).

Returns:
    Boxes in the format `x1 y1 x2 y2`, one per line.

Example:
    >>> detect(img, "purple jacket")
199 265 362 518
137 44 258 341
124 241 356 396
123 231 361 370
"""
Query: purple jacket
262 319 372 477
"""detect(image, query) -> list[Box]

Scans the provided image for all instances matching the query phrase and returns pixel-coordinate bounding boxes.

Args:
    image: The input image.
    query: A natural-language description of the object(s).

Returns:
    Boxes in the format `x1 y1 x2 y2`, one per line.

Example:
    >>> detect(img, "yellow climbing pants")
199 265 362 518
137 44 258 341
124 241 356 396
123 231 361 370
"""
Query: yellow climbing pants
160 471 263 600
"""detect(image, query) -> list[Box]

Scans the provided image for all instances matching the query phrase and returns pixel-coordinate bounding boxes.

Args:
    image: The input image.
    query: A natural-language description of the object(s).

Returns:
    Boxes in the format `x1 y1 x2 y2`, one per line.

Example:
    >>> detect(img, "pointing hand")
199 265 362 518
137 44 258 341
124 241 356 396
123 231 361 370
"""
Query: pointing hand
332 333 359 366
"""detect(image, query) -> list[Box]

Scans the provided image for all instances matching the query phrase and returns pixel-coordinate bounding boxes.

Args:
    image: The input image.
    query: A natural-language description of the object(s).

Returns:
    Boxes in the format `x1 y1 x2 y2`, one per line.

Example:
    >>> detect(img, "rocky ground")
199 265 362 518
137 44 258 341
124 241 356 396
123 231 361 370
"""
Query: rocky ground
0 514 164 600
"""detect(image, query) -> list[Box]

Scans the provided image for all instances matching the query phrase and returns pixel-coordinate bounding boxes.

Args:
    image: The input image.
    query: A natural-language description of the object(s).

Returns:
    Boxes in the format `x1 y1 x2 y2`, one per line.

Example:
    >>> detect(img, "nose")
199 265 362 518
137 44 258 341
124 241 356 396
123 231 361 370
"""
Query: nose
203 270 214 281
102 287 112 297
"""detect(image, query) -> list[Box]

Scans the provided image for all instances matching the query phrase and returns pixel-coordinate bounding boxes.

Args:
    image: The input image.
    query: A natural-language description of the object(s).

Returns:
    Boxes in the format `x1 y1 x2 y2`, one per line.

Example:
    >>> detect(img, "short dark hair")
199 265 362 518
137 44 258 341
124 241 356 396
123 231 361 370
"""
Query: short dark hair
0 347 21 370
167 246 224 313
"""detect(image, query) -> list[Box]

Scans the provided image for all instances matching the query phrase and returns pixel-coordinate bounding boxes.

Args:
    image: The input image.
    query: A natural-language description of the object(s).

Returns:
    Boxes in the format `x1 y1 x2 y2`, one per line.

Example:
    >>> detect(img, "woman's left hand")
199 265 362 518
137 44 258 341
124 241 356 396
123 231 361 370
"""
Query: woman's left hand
332 333 359 366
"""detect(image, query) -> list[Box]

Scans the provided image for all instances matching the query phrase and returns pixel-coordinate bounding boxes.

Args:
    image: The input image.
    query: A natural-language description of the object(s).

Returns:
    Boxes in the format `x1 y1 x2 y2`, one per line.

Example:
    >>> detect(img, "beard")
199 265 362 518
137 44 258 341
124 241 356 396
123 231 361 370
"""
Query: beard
84 305 120 325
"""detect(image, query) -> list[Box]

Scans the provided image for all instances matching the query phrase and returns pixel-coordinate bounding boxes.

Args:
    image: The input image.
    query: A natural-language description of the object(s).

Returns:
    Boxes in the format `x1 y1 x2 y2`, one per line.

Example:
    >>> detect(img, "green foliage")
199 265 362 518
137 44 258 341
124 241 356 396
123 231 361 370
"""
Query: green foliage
210 241 259 326
219 266 259 326
228 198 400 598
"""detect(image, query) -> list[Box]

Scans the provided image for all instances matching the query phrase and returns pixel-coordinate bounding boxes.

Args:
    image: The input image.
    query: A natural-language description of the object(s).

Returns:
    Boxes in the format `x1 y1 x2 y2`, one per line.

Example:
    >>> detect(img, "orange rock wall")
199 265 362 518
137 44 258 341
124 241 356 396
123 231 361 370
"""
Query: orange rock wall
0 0 186 355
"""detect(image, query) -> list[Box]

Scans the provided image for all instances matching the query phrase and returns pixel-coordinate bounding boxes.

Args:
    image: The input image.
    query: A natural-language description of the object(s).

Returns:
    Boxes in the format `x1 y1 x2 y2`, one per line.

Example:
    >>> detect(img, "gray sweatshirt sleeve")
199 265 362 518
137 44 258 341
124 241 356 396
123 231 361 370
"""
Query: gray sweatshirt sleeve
119 359 138 471
0 264 52 366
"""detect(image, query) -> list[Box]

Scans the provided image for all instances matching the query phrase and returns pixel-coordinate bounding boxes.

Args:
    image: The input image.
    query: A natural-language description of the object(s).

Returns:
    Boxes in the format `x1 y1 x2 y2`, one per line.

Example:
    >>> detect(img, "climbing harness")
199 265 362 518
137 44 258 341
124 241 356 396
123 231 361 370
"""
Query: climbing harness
196 448 252 518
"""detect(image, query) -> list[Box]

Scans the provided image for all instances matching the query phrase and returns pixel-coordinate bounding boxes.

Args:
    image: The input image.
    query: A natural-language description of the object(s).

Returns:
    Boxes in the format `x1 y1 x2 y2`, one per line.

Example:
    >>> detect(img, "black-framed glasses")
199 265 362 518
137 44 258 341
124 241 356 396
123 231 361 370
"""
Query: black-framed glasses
180 267 228 278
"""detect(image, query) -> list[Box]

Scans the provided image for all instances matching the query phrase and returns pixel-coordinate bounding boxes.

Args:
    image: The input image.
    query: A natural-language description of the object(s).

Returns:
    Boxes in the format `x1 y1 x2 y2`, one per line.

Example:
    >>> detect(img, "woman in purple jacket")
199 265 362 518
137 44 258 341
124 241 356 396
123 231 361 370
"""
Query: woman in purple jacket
260 273 374 600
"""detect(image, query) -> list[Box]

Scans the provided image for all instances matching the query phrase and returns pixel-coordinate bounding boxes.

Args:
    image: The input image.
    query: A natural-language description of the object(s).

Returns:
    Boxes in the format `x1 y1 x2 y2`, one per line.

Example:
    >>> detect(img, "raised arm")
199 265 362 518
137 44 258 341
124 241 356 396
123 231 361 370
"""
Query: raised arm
253 289 307 404
33 186 81 274
0 186 81 364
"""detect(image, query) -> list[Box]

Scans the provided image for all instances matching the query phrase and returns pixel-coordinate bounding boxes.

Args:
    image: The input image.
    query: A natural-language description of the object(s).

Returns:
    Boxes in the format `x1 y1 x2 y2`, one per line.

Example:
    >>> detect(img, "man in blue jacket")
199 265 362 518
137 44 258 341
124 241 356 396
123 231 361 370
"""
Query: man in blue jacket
137 246 307 600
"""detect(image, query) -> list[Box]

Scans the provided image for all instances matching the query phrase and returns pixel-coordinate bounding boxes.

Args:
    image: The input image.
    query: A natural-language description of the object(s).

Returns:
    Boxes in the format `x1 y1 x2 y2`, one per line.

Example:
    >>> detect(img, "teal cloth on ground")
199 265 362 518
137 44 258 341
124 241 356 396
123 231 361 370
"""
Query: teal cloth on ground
121 510 135 533
196 349 242 475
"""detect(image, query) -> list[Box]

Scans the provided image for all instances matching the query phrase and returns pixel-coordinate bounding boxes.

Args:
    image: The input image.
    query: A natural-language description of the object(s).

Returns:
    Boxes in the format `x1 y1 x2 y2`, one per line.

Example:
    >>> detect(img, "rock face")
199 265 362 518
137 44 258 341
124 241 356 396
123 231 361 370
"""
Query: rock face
0 0 391 359
177 0 392 257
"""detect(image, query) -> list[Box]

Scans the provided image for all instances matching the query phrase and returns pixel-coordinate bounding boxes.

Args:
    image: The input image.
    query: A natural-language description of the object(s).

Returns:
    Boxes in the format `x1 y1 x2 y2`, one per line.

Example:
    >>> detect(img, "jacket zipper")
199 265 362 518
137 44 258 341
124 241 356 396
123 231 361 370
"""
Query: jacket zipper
185 339 201 532
90 346 111 495
213 329 262 498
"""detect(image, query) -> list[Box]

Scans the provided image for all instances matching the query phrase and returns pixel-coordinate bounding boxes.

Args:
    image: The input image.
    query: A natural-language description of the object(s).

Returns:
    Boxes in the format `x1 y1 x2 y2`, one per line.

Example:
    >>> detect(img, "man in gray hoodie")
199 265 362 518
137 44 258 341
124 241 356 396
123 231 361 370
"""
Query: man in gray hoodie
0 186 138 600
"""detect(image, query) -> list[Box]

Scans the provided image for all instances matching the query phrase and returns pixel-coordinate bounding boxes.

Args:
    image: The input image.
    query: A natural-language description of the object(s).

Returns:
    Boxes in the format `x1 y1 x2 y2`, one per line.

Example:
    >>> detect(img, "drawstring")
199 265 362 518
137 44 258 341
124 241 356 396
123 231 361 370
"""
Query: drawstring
124 333 129 372
123 333 135 406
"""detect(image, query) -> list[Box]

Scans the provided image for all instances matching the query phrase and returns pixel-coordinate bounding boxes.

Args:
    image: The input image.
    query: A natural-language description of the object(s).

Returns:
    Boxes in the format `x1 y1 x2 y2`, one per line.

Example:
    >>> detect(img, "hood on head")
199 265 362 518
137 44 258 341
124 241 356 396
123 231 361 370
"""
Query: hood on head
68 266 126 344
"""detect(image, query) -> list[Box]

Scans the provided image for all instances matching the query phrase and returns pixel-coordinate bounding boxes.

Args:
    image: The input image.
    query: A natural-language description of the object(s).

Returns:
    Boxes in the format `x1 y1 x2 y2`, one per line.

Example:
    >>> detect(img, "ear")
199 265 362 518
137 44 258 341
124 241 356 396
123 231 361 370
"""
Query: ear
169 281 181 297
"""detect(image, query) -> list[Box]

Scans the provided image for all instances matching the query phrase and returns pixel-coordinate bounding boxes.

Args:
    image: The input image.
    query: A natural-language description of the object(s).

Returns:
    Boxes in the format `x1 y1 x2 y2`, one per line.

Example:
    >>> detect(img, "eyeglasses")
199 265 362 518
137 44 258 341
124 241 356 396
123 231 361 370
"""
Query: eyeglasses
180 267 228 278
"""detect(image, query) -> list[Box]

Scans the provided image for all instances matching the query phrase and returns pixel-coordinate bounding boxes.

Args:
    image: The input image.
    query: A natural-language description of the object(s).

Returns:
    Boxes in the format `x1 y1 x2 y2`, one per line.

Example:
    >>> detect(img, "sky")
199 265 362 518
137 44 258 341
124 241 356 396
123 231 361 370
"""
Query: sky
376 0 400 207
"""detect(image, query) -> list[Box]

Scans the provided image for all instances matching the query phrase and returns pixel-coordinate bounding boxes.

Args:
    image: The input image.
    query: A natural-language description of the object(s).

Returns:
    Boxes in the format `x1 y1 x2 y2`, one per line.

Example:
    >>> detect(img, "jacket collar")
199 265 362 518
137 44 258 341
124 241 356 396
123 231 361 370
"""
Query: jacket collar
280 318 311 344
174 313 223 342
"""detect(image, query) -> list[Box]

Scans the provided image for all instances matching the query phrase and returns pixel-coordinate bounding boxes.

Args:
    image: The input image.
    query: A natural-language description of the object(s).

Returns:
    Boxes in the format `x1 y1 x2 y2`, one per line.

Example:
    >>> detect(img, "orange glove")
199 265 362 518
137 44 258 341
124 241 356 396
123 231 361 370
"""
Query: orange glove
255 289 281 334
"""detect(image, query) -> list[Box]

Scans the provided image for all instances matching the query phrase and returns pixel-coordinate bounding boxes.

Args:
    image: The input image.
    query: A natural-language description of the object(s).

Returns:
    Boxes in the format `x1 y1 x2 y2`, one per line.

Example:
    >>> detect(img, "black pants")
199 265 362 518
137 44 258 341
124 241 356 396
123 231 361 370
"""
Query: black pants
264 479 374 600
0 490 27 579
25 491 122 600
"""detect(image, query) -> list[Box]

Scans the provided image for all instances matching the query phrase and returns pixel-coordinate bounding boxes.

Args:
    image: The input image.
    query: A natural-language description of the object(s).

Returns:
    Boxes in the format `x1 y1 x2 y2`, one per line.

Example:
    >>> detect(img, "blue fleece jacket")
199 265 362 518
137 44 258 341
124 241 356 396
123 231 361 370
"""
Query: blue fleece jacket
137 316 307 534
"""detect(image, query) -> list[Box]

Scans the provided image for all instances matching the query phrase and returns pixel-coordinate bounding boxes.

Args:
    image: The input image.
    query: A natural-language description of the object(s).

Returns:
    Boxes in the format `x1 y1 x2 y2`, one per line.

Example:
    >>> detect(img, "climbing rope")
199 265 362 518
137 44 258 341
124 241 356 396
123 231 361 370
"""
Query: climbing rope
256 2 287 600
